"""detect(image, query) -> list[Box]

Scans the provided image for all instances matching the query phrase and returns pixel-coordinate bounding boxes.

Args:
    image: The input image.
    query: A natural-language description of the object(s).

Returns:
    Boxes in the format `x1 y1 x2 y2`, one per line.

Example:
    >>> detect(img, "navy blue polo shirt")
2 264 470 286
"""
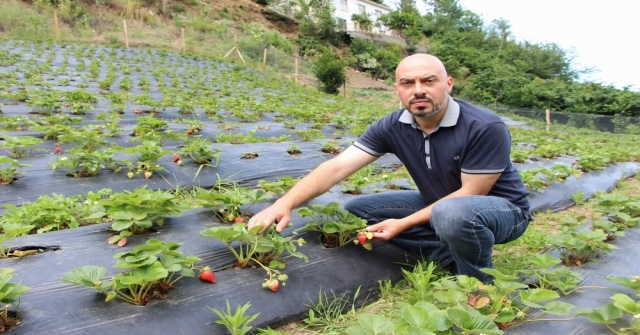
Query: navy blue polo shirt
353 96 531 215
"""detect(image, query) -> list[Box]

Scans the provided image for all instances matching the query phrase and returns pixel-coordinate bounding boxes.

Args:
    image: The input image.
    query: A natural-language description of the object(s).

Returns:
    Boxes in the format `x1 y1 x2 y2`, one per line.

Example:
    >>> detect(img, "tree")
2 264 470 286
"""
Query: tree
312 51 346 95
489 18 511 52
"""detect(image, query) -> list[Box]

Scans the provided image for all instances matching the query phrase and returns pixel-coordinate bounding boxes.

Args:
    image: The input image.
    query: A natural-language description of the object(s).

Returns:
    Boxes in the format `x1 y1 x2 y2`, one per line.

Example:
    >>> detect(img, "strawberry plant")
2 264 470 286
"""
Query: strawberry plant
286 143 301 155
61 239 201 305
340 165 375 194
296 202 367 248
374 168 410 190
200 223 306 287
124 140 170 178
177 137 222 165
132 115 168 135
0 156 29 185
515 254 583 293
85 187 182 244
592 193 640 228
26 90 62 115
176 118 205 134
257 176 300 198
194 186 272 223
291 129 324 141
51 147 124 178
0 136 43 158
0 193 98 234
0 115 33 131
0 268 30 331
576 154 610 172
546 229 615 266
321 141 342 155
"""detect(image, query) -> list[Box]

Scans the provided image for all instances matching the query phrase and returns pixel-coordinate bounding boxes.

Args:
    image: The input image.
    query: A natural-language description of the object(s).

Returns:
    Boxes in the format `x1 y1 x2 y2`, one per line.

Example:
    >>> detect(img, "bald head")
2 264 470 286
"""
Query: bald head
394 53 453 120
395 54 448 82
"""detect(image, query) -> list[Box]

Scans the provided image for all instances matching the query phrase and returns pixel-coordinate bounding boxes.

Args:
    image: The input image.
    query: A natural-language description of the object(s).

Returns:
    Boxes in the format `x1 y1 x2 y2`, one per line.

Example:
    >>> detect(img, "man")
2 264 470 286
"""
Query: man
248 53 531 283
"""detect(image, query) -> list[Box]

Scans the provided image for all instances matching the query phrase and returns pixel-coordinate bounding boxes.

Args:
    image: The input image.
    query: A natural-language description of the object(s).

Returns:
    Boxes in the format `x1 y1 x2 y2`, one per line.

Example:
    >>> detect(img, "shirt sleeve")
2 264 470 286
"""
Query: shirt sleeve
461 122 511 174
353 117 391 157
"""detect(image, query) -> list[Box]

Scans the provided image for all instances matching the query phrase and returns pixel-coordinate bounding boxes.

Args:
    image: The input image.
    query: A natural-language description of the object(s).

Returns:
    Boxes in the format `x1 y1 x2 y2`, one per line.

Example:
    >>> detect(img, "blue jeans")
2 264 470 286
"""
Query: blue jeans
344 191 530 283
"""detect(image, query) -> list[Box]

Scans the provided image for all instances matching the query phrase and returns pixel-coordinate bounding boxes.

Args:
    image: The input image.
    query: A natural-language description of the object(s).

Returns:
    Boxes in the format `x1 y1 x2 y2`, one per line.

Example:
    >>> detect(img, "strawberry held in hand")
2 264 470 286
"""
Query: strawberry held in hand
354 230 374 250
199 267 216 283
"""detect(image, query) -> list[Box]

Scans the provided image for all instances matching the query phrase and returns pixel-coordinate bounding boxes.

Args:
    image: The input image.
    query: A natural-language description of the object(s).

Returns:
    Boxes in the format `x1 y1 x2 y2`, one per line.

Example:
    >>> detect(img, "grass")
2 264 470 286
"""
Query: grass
264 175 640 334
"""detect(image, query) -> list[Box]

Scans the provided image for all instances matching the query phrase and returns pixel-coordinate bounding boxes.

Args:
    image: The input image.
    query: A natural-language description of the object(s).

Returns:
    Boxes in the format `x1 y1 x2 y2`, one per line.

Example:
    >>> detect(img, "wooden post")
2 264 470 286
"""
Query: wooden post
262 48 267 72
294 57 299 84
545 109 551 131
343 81 346 99
53 12 60 41
123 20 129 48
181 28 186 52
233 35 238 61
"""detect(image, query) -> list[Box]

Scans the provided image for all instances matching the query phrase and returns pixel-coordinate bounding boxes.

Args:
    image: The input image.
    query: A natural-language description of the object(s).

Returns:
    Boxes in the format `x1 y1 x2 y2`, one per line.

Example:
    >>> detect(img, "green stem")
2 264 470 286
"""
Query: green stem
565 285 630 295
604 323 623 335
522 315 577 323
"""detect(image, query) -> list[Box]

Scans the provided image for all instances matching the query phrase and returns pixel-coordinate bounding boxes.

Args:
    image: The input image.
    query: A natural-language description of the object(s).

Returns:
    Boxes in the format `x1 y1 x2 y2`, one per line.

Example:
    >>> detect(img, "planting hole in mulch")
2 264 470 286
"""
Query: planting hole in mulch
0 310 22 333
3 245 61 258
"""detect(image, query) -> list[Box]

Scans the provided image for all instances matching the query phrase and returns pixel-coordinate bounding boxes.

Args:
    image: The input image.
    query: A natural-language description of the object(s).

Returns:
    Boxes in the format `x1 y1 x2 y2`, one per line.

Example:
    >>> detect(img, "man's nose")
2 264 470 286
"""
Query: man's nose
413 81 425 94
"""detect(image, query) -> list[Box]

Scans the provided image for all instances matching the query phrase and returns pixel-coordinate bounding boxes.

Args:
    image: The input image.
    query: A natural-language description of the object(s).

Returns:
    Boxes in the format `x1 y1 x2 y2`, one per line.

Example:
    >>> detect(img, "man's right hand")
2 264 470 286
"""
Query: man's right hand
247 202 292 234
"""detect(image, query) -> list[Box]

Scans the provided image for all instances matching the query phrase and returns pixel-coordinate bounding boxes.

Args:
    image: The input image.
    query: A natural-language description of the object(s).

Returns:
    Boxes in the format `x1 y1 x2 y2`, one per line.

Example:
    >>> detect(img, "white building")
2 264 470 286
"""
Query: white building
333 0 393 36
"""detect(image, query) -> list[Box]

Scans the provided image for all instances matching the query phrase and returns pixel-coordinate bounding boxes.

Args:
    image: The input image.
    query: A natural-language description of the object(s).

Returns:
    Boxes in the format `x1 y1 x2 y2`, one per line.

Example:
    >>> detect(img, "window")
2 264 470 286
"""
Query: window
337 18 347 30
338 0 347 10
358 4 366 14
374 10 382 18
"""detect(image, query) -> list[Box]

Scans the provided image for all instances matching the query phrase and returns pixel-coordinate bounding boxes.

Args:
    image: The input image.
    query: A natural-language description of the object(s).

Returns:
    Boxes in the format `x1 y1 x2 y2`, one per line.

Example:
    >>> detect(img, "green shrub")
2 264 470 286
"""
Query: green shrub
312 51 346 95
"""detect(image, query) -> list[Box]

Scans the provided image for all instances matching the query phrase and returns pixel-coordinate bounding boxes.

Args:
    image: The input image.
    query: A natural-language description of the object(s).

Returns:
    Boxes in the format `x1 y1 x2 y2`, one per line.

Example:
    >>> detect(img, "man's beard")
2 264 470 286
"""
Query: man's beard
407 95 447 118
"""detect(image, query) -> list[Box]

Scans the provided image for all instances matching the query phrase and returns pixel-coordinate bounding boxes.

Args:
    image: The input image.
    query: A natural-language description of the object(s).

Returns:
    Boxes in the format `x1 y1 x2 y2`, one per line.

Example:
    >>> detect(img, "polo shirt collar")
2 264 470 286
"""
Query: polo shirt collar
399 95 460 128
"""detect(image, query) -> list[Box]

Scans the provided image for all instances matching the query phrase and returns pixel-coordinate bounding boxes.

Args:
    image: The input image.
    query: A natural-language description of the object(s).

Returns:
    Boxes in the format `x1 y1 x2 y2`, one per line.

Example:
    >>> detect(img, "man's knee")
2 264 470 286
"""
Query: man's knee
431 199 471 239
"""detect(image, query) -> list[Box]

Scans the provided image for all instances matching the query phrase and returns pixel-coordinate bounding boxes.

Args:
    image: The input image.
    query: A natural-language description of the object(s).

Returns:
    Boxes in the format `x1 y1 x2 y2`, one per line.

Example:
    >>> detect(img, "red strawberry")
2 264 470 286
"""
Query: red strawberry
173 155 180 162
264 279 279 292
54 146 61 154
199 267 216 283
186 130 193 136
117 237 127 247
357 234 367 245
233 217 245 223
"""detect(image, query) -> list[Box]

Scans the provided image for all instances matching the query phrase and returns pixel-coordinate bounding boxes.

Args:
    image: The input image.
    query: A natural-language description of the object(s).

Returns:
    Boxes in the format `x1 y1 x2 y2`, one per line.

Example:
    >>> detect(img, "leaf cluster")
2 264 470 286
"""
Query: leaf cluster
61 239 200 305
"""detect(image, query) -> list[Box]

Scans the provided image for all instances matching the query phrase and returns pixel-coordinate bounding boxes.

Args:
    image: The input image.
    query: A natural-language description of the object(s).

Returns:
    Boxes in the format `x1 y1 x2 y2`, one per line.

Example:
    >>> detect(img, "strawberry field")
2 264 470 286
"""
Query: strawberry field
1 40 640 335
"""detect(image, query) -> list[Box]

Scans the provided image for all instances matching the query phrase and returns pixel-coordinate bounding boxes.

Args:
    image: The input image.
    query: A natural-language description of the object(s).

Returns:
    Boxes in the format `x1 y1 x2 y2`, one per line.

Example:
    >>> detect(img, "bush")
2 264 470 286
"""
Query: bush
312 51 346 95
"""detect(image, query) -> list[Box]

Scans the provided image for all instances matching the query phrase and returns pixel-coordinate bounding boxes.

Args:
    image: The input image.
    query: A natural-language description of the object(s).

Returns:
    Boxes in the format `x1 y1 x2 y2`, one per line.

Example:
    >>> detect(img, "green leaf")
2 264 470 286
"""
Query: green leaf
611 293 640 314
541 301 575 316
577 303 624 324
400 305 432 329
469 313 504 335
447 307 473 329
61 266 107 288
607 275 640 294
345 314 396 335
520 288 560 308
